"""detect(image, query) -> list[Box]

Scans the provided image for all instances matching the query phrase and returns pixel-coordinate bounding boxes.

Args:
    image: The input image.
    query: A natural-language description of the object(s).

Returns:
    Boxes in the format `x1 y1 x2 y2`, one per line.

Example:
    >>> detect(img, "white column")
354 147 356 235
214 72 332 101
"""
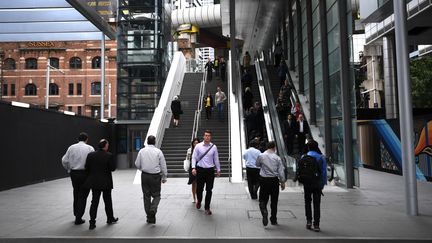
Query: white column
101 33 106 120
45 59 50 109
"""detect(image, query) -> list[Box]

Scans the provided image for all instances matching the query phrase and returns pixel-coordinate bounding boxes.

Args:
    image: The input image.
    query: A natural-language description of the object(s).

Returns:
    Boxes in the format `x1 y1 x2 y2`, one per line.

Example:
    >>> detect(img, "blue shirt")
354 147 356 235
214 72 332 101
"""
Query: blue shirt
192 142 220 172
243 147 261 168
306 151 327 189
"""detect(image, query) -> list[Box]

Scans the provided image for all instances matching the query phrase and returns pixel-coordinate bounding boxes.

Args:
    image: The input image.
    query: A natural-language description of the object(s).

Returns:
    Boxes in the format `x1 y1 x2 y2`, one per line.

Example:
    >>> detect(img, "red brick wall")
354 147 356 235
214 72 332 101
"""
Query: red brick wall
1 41 117 118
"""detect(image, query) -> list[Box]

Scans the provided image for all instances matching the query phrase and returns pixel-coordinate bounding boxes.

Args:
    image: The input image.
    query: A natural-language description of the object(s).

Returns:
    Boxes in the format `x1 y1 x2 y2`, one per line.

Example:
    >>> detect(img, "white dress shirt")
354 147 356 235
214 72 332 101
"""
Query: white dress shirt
135 145 168 180
62 141 95 172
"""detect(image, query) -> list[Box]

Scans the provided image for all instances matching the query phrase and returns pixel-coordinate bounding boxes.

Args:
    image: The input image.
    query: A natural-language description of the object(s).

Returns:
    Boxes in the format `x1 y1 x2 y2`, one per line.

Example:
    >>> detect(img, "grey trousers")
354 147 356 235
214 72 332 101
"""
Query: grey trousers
141 172 162 217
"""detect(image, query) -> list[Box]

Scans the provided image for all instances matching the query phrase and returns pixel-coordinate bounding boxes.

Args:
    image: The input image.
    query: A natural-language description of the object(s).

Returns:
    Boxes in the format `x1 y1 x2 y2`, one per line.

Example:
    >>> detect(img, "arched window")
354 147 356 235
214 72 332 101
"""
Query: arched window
49 83 59 96
69 57 82 69
49 57 60 69
92 56 101 69
91 81 101 95
4 58 16 70
25 83 37 96
25 58 38 69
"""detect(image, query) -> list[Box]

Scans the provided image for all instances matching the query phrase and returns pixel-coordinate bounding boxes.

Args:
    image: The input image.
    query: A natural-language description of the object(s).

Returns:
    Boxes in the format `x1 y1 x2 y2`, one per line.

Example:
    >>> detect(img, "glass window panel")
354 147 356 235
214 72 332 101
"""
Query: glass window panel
328 26 340 53
329 71 342 117
327 3 339 30
11 84 15 96
328 48 340 75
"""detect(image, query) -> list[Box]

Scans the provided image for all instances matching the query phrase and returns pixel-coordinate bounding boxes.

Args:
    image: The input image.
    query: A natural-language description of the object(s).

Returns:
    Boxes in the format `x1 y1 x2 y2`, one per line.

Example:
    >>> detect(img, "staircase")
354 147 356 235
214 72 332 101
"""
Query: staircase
161 73 203 177
197 75 230 177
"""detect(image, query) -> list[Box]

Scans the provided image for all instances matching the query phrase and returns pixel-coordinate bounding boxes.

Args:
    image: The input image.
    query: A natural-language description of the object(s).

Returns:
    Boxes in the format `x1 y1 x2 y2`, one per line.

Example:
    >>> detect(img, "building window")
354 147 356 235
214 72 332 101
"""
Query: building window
92 56 101 69
69 57 82 69
77 106 82 115
25 83 37 96
25 58 38 69
91 81 101 95
4 58 16 70
2 84 7 96
49 83 59 96
91 106 100 118
49 57 60 69
11 84 15 96
68 83 74 95
77 83 82 95
67 106 73 112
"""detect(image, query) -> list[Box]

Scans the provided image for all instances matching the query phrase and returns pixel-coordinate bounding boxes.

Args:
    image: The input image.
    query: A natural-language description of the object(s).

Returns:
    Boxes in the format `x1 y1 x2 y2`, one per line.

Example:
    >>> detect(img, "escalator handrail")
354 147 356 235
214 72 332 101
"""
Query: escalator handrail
255 56 296 171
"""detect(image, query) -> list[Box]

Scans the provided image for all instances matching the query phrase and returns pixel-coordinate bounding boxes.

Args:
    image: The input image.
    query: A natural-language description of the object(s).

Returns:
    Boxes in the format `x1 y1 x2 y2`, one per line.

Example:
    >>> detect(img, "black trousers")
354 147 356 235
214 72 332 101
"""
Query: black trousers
196 166 215 210
298 133 306 154
259 176 280 222
285 137 294 155
89 189 114 224
70 170 90 220
205 106 212 119
246 167 260 199
304 186 322 226
141 172 162 218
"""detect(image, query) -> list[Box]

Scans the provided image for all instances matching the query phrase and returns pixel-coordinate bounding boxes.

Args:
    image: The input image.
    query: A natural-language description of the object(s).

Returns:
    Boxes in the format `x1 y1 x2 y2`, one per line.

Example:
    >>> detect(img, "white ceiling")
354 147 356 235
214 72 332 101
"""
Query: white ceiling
221 0 283 56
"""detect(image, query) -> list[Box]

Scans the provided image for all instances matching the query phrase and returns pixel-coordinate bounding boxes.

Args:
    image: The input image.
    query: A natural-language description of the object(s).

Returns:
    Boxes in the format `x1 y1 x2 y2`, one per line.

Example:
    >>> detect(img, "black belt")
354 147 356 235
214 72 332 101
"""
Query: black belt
141 171 160 175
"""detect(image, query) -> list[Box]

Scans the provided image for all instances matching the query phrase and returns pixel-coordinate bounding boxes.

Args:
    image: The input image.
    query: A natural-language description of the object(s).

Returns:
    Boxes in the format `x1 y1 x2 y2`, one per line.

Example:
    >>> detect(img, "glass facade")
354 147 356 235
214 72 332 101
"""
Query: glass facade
117 0 171 121
286 0 356 186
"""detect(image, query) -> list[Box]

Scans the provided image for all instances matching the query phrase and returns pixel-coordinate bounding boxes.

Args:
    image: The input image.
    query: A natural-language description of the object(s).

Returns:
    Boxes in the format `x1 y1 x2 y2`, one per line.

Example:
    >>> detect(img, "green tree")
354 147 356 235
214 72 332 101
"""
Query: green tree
410 55 432 108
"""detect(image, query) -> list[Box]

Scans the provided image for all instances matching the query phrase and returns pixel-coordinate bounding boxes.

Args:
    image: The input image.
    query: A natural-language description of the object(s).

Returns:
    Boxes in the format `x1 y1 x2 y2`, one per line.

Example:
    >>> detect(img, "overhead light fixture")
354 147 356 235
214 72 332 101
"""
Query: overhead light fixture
11 101 30 108
63 111 75 116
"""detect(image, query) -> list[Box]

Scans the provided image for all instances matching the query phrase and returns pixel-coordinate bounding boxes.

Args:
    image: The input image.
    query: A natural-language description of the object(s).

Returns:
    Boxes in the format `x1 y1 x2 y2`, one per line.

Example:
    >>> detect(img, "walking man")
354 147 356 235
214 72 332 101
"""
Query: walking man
215 87 227 121
62 132 94 225
297 114 310 154
296 140 327 232
84 139 118 230
135 135 168 224
243 139 261 199
256 141 286 226
192 130 221 215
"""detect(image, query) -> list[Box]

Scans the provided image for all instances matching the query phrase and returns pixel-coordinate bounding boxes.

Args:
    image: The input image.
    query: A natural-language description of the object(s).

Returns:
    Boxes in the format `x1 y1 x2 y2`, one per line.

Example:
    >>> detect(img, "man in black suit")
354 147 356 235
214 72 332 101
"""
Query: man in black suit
84 139 118 230
297 114 310 155
283 113 297 155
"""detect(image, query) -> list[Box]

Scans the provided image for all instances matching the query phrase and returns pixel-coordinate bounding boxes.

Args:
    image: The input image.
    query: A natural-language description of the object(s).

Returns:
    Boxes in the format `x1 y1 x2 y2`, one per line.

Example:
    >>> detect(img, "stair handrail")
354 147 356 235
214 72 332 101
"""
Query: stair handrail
191 69 207 141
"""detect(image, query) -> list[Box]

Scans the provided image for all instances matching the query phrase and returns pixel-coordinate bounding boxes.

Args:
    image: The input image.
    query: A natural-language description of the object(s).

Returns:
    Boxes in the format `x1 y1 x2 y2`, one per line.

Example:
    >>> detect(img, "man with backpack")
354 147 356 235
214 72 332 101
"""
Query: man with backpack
295 140 327 232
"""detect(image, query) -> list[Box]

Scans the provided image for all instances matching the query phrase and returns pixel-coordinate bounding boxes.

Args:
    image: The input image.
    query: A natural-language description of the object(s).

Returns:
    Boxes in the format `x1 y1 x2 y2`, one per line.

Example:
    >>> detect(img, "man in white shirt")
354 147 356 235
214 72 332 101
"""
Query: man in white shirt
255 141 286 226
215 87 227 121
135 135 168 224
62 132 95 225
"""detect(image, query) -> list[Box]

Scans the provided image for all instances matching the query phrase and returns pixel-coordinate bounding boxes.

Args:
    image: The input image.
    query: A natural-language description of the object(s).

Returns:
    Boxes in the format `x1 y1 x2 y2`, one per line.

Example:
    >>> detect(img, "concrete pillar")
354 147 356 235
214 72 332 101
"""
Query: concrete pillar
383 36 398 119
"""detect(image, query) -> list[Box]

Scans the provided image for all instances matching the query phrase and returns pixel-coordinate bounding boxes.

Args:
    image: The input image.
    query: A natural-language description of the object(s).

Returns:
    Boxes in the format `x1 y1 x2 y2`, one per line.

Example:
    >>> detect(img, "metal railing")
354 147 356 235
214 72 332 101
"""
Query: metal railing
191 69 207 141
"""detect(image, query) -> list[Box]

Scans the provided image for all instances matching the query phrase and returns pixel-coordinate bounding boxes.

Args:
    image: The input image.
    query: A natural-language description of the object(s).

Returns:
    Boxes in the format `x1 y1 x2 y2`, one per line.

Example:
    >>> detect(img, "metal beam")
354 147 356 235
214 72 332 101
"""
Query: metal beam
393 0 418 216
338 0 354 188
319 0 332 157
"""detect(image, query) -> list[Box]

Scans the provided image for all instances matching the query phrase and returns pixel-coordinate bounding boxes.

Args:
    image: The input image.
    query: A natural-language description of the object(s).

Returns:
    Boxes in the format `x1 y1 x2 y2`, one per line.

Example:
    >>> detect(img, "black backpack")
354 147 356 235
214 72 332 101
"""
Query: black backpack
296 155 321 187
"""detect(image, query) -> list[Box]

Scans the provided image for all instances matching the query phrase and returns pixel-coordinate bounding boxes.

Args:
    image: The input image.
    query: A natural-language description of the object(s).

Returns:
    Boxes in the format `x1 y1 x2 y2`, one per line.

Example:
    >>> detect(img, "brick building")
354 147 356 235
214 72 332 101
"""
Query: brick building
0 40 117 118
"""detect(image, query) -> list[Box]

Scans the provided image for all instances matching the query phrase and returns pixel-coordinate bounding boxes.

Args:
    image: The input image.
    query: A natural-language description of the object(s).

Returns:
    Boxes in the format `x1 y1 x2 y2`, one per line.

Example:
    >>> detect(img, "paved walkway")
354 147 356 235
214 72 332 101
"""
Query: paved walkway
0 168 432 242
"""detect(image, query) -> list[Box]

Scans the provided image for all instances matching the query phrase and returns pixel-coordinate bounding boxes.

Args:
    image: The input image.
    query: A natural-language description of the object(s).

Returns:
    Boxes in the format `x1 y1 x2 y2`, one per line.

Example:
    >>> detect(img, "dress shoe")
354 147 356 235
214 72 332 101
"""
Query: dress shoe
306 221 312 230
107 217 119 224
262 211 268 226
196 202 201 209
74 218 85 225
147 217 156 224
89 224 96 230
204 209 212 215
313 225 320 232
